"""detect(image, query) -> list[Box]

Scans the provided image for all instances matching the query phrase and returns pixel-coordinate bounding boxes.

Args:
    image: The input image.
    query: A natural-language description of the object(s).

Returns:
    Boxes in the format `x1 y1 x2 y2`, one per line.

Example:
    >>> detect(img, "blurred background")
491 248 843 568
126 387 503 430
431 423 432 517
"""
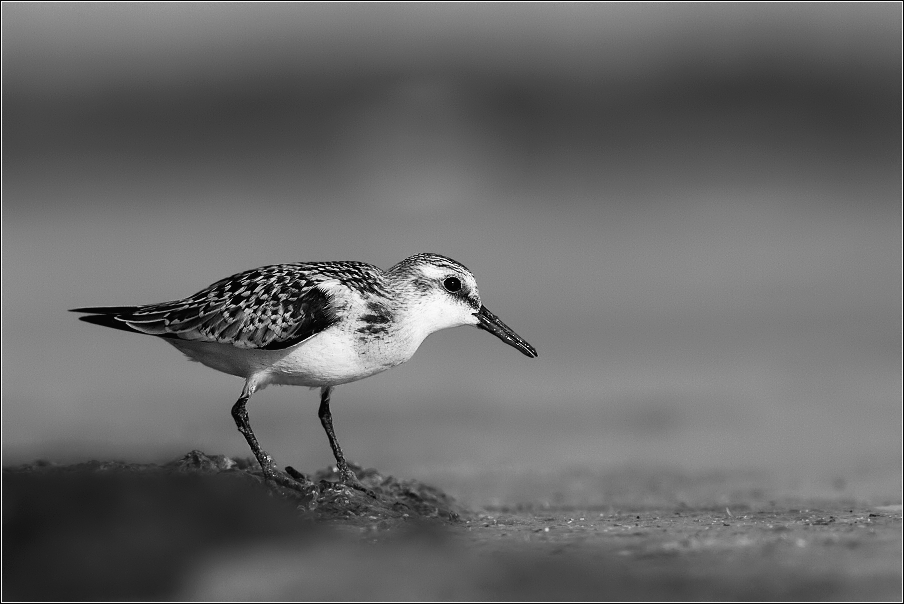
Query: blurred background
2 3 900 504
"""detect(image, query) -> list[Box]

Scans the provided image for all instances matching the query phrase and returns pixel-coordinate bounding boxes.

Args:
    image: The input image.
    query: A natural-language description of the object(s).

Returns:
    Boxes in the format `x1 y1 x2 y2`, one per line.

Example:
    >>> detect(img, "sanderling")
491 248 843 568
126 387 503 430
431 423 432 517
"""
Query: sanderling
72 253 537 492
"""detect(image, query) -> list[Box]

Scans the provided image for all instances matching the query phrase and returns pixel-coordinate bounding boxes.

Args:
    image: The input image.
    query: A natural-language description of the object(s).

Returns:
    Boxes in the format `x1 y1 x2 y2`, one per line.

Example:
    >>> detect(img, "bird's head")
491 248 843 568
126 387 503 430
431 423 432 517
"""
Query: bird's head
388 253 537 358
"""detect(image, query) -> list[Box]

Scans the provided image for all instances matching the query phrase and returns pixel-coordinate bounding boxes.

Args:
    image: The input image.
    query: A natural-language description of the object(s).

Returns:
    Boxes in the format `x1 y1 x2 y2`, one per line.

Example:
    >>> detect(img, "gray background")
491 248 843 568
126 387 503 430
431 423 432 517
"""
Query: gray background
2 3 900 502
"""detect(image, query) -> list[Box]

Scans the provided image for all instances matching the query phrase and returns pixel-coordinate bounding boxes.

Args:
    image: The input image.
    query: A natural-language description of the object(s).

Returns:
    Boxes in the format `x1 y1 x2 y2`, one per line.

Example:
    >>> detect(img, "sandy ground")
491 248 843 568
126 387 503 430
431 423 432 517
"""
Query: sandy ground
3 452 900 601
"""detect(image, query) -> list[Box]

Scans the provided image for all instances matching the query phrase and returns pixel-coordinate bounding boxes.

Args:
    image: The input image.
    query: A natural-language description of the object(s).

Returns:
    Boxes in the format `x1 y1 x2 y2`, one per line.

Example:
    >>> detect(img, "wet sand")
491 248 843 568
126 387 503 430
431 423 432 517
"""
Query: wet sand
3 451 900 601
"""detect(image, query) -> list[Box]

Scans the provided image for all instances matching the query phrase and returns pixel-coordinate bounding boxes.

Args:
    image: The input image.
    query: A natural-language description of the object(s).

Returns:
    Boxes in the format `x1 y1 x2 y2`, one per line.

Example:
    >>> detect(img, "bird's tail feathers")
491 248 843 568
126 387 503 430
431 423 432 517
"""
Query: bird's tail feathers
70 306 140 315
70 306 144 334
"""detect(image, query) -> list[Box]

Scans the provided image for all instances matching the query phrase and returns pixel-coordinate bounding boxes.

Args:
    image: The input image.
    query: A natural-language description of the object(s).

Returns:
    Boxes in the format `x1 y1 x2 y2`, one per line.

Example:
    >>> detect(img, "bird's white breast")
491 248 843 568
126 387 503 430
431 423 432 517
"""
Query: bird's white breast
166 318 421 390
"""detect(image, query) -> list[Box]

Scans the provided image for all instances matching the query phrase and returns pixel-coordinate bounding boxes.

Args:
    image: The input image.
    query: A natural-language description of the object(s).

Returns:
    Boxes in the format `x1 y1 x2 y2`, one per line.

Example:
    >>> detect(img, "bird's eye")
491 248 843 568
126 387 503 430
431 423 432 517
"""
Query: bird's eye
443 276 462 292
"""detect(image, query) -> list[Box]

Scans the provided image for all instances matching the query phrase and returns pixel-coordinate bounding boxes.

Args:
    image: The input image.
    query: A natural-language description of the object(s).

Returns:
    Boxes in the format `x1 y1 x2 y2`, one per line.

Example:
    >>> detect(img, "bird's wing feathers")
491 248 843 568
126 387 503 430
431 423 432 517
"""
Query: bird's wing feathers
110 265 348 350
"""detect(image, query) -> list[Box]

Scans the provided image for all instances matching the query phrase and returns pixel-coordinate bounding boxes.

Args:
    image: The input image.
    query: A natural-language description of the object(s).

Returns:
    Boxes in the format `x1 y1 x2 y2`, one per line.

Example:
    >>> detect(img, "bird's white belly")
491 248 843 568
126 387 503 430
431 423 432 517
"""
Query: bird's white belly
167 327 415 389
271 329 396 386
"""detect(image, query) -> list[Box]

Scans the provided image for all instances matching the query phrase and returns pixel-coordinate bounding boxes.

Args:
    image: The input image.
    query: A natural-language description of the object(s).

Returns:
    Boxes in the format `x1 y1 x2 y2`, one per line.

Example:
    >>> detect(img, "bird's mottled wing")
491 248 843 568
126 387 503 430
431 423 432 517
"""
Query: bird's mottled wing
118 265 343 350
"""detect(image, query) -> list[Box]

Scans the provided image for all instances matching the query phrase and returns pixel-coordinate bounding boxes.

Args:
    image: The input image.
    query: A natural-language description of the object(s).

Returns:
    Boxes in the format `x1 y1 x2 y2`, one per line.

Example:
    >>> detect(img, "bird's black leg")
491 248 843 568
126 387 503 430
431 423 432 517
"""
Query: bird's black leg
231 391 307 491
317 386 354 481
318 386 375 496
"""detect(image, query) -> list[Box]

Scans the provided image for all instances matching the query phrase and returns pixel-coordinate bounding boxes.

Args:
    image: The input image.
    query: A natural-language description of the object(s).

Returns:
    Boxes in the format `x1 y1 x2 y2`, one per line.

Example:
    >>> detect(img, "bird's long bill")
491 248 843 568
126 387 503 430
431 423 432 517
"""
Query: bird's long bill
475 305 538 358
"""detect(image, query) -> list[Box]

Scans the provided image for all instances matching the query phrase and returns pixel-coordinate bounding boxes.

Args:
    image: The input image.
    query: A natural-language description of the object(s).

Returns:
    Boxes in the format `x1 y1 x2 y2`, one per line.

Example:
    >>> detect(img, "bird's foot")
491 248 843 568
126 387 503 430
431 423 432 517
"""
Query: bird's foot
268 470 317 498
256 458 314 494
284 465 313 486
345 479 377 499
337 466 377 499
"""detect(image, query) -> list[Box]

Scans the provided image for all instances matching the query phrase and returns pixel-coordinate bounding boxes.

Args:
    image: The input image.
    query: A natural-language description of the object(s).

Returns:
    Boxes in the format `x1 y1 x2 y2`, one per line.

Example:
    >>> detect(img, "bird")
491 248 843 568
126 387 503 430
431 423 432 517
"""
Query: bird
71 253 537 492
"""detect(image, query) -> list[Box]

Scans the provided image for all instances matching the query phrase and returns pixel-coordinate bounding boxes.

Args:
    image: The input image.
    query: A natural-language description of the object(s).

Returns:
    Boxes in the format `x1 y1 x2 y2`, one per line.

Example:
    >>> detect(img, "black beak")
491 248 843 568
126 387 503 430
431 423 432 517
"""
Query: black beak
474 305 538 358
